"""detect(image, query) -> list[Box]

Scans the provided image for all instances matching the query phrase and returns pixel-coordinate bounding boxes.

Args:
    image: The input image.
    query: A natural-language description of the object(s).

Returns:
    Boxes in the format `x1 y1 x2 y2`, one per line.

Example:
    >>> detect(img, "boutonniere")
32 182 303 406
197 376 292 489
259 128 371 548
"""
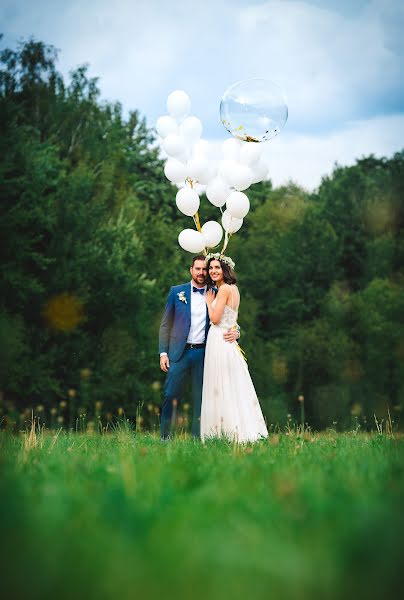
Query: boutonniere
177 291 187 304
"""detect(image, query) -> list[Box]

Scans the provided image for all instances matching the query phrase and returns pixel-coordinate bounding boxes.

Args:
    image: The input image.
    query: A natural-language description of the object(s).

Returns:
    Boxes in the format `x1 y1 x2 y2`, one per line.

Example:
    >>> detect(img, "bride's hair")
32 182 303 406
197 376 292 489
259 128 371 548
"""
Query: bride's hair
206 257 237 286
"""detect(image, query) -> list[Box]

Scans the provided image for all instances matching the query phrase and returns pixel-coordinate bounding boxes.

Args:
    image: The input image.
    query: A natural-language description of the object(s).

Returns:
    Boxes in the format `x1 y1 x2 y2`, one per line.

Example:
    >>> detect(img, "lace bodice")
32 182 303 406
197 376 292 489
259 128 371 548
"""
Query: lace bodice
211 299 238 329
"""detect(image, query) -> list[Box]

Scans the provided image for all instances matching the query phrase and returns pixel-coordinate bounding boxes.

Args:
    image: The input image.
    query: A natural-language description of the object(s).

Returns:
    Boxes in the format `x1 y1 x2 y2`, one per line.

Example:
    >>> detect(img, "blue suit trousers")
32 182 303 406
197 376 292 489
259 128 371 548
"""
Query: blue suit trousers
160 346 205 439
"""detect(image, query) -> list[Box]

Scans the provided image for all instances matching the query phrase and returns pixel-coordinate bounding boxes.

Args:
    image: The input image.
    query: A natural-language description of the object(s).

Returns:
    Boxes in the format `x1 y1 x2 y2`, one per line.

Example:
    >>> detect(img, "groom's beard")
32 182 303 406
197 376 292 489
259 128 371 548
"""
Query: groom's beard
193 276 206 286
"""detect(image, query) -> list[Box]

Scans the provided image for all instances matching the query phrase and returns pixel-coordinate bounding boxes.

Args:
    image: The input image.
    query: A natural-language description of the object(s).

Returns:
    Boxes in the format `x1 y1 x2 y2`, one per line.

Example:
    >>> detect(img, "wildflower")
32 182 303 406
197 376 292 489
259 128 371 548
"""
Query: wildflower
183 403 190 412
95 401 103 411
57 415 64 423
80 368 92 379
36 405 44 413
50 407 57 415
151 381 161 392
67 389 76 399
117 407 124 416
297 395 304 403
59 400 67 409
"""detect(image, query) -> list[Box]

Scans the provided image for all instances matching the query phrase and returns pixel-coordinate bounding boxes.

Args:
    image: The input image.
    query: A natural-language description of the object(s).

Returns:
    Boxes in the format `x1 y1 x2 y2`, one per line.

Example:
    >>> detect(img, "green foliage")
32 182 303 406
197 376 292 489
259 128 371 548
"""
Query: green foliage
0 39 180 417
232 158 404 427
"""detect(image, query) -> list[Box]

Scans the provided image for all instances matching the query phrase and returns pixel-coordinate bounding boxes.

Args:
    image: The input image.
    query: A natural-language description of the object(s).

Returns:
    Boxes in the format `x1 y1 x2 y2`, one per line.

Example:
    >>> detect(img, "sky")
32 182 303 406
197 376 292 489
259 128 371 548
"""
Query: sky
1 0 404 190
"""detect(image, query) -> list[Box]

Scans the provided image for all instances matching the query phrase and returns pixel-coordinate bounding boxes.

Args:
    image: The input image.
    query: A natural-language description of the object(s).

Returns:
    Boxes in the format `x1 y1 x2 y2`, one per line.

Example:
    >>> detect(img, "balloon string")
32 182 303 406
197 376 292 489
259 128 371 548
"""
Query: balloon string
221 231 229 254
194 212 202 233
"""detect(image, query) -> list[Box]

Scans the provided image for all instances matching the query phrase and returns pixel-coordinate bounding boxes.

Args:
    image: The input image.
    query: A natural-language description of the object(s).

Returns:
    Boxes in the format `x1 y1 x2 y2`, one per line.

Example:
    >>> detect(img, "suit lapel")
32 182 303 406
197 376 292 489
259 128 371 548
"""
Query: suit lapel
205 303 210 335
185 283 192 323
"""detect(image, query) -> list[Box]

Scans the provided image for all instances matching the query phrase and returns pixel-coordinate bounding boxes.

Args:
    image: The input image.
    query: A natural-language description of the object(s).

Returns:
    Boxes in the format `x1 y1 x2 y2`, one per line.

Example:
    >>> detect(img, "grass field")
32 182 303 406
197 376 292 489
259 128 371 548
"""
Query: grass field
0 424 403 600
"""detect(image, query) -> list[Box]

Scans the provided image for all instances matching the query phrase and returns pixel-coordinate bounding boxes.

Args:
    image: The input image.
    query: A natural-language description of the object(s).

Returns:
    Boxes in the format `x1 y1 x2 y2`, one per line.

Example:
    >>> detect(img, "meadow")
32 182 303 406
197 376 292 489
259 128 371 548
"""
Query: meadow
0 423 402 600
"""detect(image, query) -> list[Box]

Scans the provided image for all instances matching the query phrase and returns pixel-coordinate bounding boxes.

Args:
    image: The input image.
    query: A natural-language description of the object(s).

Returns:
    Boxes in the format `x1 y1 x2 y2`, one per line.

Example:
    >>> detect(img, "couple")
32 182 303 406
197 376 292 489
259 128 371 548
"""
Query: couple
159 254 268 442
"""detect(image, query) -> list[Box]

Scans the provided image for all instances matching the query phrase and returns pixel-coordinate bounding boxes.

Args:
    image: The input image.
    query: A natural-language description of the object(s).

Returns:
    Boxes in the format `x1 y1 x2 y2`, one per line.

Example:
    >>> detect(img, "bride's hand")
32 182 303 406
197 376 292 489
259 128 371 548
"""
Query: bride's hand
205 289 215 305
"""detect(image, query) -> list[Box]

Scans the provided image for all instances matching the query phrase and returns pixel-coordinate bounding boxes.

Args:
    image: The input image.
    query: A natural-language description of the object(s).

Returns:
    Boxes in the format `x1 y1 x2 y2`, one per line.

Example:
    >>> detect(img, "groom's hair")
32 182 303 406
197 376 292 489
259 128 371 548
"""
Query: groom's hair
191 255 206 266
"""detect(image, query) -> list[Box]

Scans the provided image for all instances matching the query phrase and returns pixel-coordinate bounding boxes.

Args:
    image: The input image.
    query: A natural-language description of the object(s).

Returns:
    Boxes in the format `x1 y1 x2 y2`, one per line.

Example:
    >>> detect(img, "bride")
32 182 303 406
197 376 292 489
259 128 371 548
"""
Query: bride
200 254 268 442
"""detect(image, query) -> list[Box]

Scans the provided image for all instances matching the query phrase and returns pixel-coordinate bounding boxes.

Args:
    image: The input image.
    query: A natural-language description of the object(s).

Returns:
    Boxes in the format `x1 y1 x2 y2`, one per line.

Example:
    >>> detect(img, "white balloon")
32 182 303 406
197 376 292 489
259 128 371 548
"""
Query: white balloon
222 138 242 161
193 183 207 196
162 134 187 158
176 187 200 216
202 221 223 248
192 138 210 157
240 143 261 166
226 191 250 219
187 157 212 185
251 160 269 184
156 115 178 138
164 159 187 183
209 162 218 180
222 209 243 234
181 116 203 143
178 229 206 253
206 178 231 207
229 164 253 191
167 90 191 119
218 159 238 186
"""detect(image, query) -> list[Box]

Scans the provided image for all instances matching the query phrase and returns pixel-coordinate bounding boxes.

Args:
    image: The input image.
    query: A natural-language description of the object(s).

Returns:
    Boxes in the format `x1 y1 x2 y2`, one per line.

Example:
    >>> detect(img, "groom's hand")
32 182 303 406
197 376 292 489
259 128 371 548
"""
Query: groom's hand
223 328 239 343
160 355 170 372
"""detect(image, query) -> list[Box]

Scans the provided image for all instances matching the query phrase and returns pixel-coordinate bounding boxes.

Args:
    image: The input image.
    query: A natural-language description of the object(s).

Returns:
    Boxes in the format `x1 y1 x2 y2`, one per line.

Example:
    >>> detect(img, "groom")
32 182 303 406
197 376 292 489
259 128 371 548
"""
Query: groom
159 254 239 439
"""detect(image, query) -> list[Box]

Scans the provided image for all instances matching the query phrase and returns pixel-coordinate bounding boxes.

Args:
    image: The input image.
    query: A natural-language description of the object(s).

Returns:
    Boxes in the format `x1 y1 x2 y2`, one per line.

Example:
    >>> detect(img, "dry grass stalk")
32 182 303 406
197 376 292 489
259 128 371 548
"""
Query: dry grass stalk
24 412 38 451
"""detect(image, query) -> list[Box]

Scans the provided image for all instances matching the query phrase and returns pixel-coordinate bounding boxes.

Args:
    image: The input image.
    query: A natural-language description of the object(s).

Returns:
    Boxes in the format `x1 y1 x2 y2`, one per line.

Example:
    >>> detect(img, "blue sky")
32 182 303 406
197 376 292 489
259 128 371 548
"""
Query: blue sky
1 0 403 189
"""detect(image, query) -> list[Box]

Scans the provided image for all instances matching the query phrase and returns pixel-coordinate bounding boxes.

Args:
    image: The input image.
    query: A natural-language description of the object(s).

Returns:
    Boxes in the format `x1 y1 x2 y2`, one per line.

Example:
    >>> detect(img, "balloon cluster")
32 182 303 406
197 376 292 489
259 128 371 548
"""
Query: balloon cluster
156 81 287 255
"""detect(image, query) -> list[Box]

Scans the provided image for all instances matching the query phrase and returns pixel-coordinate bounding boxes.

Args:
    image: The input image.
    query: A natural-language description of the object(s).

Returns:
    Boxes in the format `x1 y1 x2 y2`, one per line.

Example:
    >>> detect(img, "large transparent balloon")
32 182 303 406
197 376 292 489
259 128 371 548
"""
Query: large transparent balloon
220 79 288 143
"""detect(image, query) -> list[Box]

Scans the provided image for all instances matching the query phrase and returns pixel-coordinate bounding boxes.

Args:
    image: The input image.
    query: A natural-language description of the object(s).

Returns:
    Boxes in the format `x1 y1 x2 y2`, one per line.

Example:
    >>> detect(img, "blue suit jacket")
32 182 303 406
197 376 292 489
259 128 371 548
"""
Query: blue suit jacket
159 282 210 362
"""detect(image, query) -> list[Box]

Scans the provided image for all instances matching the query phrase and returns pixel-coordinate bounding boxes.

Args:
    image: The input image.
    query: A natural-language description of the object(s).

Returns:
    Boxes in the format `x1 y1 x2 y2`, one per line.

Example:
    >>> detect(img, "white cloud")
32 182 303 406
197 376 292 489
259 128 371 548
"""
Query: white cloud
2 0 403 131
260 113 404 190
235 1 401 129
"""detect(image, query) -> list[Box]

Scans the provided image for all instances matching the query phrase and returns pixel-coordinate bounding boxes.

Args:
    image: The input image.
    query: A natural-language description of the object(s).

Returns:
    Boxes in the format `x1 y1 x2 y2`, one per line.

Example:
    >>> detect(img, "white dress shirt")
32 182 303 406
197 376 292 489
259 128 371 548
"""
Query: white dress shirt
187 283 207 344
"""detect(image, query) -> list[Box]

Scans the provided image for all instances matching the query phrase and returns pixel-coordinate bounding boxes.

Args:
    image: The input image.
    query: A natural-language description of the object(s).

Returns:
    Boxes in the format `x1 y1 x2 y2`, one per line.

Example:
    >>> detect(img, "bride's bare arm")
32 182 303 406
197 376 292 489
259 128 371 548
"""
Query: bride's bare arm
205 284 230 324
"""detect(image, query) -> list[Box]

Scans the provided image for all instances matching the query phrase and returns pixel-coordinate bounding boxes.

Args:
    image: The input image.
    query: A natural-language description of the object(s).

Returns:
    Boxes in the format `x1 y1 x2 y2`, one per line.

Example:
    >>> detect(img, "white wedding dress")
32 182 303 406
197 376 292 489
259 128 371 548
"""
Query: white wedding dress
201 287 268 442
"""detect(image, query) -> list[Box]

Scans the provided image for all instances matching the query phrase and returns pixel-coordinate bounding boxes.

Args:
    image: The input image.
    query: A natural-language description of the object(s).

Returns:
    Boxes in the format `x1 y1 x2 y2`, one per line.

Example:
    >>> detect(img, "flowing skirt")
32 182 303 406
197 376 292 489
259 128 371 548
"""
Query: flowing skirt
201 324 268 442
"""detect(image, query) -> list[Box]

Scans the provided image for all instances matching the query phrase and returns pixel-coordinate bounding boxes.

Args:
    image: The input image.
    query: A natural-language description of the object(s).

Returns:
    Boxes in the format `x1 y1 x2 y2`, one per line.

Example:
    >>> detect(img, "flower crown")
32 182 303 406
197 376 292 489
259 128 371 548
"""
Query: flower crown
205 252 235 270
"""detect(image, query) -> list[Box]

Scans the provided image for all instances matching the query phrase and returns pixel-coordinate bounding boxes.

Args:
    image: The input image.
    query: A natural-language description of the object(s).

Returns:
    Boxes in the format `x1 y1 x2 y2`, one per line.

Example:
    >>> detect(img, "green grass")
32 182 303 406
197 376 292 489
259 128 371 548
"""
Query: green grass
0 425 403 600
